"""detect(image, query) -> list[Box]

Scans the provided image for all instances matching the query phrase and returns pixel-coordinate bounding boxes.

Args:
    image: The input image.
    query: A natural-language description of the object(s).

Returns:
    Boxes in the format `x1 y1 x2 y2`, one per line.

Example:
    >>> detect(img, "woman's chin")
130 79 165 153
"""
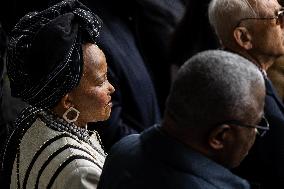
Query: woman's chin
103 111 111 121
95 111 112 122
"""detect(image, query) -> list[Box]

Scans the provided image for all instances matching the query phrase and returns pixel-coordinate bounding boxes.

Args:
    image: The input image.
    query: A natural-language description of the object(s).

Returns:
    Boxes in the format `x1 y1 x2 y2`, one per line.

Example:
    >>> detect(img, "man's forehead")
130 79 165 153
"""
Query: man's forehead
249 0 281 15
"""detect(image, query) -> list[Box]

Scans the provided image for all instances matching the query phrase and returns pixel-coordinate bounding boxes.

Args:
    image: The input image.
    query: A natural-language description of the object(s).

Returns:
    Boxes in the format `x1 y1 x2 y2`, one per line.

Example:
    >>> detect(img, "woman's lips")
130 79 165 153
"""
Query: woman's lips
106 101 112 108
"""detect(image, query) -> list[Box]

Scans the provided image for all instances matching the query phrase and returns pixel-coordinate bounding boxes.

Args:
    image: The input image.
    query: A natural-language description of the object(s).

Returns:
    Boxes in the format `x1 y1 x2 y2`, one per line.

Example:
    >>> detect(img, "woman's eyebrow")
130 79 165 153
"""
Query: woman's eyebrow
94 73 107 82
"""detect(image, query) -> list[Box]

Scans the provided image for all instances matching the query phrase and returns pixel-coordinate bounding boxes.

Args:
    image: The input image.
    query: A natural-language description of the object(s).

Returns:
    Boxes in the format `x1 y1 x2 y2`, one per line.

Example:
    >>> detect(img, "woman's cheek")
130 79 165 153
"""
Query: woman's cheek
89 88 107 106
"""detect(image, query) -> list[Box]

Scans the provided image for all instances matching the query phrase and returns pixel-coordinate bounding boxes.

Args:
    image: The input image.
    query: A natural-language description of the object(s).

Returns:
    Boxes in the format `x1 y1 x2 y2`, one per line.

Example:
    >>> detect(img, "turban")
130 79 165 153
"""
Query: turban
7 0 102 108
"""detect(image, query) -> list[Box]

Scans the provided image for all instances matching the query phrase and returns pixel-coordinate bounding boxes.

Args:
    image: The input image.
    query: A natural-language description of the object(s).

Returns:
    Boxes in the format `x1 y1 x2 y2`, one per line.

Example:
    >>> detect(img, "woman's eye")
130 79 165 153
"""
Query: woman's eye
97 74 107 86
99 81 104 86
99 78 107 86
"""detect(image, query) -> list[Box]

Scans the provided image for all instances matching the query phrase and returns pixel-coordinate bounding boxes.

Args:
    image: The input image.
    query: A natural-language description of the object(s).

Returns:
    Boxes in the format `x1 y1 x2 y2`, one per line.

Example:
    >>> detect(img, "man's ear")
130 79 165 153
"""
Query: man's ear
208 124 231 150
233 27 252 50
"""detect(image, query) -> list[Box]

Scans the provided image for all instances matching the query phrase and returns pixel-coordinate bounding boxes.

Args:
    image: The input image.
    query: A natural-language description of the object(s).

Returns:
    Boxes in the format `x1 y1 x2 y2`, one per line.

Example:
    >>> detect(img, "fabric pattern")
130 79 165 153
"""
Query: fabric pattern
10 118 105 189
7 0 101 108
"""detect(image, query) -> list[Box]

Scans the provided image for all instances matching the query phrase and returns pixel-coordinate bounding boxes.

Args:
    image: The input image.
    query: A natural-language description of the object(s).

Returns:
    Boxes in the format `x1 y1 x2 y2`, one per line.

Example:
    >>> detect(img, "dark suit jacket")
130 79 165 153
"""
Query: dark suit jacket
133 0 186 110
98 125 250 189
233 77 284 189
0 22 5 99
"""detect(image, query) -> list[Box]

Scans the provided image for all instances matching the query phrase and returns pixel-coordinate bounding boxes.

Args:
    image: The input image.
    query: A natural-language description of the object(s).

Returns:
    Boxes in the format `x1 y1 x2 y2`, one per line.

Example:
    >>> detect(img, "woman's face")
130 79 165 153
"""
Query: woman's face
69 43 115 127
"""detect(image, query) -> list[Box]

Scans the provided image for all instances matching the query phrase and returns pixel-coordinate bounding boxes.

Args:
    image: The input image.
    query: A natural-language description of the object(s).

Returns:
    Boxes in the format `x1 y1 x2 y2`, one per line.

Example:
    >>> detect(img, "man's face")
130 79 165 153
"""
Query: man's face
248 0 284 58
229 85 265 168
217 80 266 169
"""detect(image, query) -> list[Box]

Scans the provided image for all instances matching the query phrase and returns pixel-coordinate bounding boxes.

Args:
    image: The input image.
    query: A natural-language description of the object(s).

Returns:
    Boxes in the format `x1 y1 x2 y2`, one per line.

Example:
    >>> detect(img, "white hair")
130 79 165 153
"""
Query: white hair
208 0 258 46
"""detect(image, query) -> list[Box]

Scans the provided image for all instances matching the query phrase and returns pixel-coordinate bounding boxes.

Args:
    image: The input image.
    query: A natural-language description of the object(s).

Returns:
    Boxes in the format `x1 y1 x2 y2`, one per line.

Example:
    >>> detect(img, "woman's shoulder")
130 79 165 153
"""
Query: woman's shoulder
21 118 105 165
14 118 104 189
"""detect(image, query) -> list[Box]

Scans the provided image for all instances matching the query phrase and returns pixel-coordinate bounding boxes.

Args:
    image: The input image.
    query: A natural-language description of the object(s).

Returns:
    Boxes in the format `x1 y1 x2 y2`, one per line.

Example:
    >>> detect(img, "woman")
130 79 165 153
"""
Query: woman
0 0 115 188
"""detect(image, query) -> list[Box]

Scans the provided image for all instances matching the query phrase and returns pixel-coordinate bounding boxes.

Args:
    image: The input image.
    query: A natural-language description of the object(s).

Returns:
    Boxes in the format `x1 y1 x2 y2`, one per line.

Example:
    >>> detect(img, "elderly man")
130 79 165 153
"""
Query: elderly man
97 50 266 189
208 0 284 188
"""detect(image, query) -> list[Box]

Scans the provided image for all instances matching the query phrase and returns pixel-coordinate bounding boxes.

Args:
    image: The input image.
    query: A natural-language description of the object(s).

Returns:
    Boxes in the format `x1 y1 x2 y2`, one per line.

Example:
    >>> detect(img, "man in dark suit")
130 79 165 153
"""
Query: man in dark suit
97 50 267 189
209 0 284 188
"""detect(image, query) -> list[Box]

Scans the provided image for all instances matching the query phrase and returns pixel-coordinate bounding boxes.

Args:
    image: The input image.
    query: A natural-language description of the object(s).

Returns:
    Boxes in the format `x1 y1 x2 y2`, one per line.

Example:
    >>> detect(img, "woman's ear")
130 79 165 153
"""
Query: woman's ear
208 124 231 150
233 27 252 50
60 94 73 109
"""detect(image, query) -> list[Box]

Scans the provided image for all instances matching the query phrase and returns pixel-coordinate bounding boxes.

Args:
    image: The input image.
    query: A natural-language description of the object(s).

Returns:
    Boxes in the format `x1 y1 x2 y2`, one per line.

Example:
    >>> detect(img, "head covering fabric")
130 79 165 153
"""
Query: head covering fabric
7 0 102 109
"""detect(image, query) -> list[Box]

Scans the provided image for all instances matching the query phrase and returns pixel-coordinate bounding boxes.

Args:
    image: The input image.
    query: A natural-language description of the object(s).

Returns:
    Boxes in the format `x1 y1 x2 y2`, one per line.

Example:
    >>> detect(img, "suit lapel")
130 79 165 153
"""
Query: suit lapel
265 77 284 112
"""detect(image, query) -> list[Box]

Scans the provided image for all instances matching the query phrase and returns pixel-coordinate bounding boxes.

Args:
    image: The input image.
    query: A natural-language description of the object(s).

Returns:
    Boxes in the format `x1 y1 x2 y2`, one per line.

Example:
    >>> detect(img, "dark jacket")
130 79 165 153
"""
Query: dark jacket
233 77 284 189
0 22 5 101
98 125 251 189
133 0 186 110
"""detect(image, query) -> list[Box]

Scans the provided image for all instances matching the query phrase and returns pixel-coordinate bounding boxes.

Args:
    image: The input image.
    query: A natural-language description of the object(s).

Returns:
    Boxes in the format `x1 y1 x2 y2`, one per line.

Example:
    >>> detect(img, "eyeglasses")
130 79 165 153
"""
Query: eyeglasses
223 116 270 137
236 8 284 27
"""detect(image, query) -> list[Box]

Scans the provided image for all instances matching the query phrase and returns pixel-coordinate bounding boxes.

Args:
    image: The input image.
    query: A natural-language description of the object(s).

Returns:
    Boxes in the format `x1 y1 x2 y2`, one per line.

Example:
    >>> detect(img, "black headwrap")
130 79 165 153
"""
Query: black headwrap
7 0 102 108
0 0 102 187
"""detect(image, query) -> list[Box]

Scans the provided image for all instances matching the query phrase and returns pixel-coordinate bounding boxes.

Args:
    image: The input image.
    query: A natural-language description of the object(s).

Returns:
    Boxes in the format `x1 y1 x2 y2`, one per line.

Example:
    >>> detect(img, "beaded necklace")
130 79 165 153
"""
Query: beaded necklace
38 110 105 155
12 108 105 189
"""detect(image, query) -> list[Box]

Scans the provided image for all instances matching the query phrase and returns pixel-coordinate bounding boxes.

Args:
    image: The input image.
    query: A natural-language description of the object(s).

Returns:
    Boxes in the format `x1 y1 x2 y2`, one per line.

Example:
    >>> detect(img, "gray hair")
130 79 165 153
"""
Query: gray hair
166 50 264 128
208 0 258 46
